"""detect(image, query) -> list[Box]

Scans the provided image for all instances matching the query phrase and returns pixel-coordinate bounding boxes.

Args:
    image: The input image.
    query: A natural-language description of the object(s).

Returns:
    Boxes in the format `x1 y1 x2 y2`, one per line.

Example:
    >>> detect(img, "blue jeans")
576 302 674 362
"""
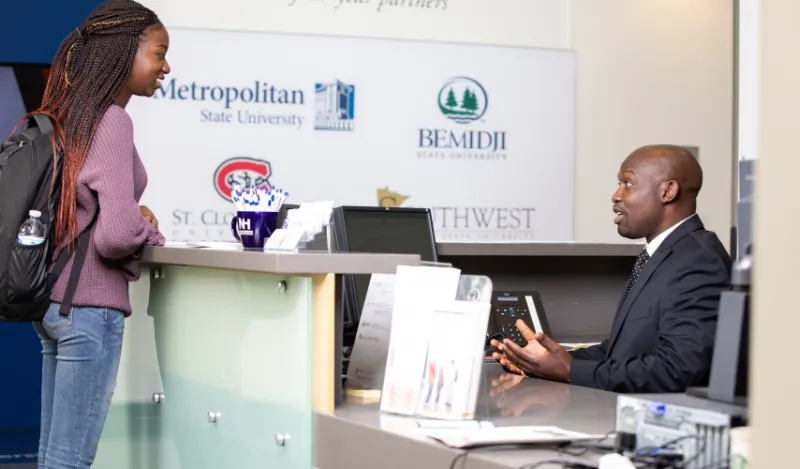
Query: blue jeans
33 303 125 469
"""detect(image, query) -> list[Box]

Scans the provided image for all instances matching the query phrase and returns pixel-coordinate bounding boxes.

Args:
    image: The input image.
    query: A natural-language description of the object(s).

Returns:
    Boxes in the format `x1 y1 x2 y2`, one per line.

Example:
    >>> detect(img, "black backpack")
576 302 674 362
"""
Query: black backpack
0 115 90 322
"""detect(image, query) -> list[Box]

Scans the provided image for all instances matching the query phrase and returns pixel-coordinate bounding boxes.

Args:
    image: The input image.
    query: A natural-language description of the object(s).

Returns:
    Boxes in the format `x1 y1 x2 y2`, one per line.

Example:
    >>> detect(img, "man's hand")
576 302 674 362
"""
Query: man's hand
140 205 158 229
490 319 573 383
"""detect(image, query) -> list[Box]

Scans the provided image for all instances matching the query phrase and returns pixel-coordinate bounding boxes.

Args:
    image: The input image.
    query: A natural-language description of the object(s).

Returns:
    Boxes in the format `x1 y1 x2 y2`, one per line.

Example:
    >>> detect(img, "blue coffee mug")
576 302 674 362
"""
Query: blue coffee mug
230 211 279 250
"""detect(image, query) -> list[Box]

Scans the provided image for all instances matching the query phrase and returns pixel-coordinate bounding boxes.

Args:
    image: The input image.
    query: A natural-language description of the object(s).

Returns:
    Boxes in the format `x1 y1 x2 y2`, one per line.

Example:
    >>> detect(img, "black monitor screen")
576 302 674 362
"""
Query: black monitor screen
340 207 437 319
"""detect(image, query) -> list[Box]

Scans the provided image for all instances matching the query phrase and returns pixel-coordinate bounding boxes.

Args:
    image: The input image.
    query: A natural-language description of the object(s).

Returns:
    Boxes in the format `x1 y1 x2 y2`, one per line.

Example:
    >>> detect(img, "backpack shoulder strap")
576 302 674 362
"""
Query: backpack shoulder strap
49 211 98 316
31 114 53 135
57 227 92 316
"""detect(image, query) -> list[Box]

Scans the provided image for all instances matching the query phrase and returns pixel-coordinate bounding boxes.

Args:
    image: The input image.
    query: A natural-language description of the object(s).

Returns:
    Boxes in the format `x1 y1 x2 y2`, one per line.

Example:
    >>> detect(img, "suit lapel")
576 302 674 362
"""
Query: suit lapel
606 248 669 353
605 215 705 355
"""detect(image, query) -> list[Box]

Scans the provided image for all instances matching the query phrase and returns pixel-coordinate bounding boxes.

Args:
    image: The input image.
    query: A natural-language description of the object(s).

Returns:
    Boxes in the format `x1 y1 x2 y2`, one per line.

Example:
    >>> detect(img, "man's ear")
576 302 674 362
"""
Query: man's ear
661 180 679 203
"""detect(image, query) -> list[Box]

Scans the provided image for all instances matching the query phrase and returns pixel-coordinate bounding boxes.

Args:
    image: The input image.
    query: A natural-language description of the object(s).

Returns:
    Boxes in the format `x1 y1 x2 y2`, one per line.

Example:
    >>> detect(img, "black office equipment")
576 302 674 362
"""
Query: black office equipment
330 205 438 343
487 291 552 349
687 246 751 407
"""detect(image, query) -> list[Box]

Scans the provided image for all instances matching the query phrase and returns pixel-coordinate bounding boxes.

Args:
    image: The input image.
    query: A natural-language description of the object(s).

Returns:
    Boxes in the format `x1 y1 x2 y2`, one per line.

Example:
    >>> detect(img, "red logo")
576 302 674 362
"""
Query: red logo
213 157 273 201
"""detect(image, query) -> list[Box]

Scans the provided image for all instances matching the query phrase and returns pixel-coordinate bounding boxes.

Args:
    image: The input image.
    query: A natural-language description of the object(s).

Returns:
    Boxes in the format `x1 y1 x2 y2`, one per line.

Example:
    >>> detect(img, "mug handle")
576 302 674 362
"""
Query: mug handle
230 216 240 241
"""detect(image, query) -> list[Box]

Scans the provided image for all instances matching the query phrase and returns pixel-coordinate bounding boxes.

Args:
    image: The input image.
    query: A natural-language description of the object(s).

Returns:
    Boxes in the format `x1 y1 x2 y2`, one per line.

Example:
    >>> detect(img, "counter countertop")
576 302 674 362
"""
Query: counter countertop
141 245 421 275
315 363 617 469
436 242 643 257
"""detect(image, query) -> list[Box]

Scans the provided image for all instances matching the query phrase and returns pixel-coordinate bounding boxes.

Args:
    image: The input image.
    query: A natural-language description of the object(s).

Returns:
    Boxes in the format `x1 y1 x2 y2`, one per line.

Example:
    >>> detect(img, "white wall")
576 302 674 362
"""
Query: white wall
572 0 734 244
738 0 759 163
140 0 734 244
752 0 800 465
144 0 572 49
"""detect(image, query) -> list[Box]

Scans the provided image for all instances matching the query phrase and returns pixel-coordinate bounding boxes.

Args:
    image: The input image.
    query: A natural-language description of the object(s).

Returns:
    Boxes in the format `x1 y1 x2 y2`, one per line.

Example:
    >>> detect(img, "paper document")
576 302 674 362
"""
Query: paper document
346 274 397 390
424 426 607 449
380 266 461 416
415 300 491 420
163 241 196 248
192 241 243 250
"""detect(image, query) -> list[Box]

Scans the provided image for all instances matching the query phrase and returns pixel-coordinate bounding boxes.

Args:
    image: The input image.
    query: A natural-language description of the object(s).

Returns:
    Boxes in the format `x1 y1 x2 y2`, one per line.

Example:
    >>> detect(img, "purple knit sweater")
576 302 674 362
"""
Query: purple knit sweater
50 105 165 315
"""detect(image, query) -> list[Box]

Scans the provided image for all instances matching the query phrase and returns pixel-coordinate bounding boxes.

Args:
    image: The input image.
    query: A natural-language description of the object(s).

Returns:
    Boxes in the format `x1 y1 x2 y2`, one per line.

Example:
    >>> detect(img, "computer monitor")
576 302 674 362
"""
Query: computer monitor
331 205 438 339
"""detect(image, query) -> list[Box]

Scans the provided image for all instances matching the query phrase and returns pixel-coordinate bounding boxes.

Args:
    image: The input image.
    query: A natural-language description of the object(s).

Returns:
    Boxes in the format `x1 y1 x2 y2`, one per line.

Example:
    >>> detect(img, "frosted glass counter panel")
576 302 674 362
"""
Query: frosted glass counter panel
94 265 313 469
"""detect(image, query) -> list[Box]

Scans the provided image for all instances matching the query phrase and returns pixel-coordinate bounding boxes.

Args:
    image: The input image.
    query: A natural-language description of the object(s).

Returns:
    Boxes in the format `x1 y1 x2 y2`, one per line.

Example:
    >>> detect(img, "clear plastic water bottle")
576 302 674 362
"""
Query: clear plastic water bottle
17 210 46 246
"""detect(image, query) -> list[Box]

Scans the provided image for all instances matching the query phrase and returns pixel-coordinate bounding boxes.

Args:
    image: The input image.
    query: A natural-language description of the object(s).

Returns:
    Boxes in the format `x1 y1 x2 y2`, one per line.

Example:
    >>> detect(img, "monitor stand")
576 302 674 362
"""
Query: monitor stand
686 248 751 408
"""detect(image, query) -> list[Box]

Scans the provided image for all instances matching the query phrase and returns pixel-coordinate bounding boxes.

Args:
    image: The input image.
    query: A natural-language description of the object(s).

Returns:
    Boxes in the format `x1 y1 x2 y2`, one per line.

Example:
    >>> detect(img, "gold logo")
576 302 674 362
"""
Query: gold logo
377 187 409 208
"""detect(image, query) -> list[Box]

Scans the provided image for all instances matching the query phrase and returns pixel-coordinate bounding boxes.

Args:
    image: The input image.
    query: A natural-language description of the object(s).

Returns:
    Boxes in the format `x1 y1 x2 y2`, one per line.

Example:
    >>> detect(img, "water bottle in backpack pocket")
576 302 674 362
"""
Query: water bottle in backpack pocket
8 211 51 304
17 210 46 246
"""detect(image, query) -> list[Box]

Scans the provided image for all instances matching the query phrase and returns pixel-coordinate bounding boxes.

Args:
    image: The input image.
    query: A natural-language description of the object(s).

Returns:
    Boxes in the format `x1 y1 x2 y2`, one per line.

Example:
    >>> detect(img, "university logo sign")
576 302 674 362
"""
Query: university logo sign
437 76 488 124
377 187 410 207
155 78 306 128
374 186 537 241
417 76 507 161
314 80 355 131
213 157 273 202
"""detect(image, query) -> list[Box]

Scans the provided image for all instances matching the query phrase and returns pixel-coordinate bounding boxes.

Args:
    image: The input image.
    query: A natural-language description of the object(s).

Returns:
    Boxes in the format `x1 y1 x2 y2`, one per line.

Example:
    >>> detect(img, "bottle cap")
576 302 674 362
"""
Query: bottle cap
29 210 42 218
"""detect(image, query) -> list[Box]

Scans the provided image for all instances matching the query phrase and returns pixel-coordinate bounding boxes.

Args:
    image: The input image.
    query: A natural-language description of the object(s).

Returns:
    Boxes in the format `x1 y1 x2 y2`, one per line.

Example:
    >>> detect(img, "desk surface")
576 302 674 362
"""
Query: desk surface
315 363 617 469
437 242 643 257
142 245 421 274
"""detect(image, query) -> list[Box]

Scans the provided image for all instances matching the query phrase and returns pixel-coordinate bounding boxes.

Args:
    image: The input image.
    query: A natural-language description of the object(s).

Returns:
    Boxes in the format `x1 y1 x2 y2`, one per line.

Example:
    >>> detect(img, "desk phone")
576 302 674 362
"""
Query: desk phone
487 291 552 350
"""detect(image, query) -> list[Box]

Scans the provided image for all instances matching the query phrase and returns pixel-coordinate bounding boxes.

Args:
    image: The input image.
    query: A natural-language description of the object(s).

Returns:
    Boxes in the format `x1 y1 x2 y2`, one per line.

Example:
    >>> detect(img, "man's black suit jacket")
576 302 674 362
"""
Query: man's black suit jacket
569 215 731 393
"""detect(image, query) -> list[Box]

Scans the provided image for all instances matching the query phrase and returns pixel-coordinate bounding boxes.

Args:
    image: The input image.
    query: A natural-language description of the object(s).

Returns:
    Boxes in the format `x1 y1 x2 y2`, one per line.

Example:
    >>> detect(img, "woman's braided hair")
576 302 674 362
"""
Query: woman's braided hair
32 0 161 246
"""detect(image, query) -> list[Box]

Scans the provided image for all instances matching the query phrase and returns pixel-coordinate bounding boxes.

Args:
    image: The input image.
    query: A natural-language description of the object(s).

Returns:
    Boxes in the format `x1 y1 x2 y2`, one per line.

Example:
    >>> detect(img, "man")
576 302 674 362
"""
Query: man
492 145 731 393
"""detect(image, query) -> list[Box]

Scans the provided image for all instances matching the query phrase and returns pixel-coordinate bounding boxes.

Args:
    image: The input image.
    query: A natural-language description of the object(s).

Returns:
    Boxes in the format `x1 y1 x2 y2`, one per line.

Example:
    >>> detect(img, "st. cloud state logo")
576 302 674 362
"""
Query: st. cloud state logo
213 157 273 201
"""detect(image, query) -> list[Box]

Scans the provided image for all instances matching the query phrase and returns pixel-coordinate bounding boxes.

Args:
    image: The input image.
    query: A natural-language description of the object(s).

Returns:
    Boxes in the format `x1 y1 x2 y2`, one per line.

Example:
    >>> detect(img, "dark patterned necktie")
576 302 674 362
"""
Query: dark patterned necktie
620 249 650 306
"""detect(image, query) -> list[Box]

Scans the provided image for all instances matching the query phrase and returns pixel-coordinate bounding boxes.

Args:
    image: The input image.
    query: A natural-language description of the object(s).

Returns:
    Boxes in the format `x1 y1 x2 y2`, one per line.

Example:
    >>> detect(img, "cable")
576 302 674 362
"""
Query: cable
484 332 505 354
557 429 617 457
669 434 706 469
444 428 721 469
449 444 539 469
446 430 616 469
447 444 601 469
521 460 598 469
628 434 710 469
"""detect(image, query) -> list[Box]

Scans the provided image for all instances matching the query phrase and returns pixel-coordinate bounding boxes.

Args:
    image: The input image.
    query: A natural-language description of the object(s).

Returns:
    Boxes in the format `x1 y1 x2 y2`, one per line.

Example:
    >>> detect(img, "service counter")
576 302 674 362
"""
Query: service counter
316 362 617 469
437 242 642 342
90 242 634 469
93 246 420 469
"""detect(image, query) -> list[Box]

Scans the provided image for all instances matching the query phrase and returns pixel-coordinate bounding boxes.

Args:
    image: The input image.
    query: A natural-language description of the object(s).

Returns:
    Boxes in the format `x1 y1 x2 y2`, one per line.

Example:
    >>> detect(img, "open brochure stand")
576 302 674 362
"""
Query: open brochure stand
346 265 493 421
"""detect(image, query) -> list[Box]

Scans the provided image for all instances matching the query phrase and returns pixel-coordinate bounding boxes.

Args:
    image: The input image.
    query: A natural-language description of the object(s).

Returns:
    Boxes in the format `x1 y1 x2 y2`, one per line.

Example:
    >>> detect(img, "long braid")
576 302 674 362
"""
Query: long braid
30 0 160 246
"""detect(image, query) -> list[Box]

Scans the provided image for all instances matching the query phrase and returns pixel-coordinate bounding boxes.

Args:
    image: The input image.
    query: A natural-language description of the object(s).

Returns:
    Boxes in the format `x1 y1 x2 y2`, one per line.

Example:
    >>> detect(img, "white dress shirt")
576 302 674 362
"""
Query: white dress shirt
645 214 697 257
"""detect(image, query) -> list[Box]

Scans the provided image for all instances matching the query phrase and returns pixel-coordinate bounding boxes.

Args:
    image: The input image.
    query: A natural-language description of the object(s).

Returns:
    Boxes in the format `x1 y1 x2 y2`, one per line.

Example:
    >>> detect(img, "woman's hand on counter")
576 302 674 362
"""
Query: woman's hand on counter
140 205 158 229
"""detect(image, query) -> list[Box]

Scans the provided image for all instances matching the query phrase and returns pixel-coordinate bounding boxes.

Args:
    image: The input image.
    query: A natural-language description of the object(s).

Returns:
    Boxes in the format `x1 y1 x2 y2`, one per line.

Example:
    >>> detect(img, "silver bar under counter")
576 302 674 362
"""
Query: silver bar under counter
436 242 644 257
315 363 616 469
142 245 421 274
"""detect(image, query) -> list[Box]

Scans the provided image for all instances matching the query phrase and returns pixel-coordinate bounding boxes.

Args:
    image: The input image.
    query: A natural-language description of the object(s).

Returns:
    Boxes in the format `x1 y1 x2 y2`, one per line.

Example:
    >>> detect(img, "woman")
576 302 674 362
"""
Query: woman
29 1 169 467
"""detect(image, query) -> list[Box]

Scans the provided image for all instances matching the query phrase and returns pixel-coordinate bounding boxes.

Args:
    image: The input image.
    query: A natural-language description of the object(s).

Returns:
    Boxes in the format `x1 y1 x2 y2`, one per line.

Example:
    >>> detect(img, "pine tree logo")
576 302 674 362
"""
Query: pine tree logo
437 77 488 124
